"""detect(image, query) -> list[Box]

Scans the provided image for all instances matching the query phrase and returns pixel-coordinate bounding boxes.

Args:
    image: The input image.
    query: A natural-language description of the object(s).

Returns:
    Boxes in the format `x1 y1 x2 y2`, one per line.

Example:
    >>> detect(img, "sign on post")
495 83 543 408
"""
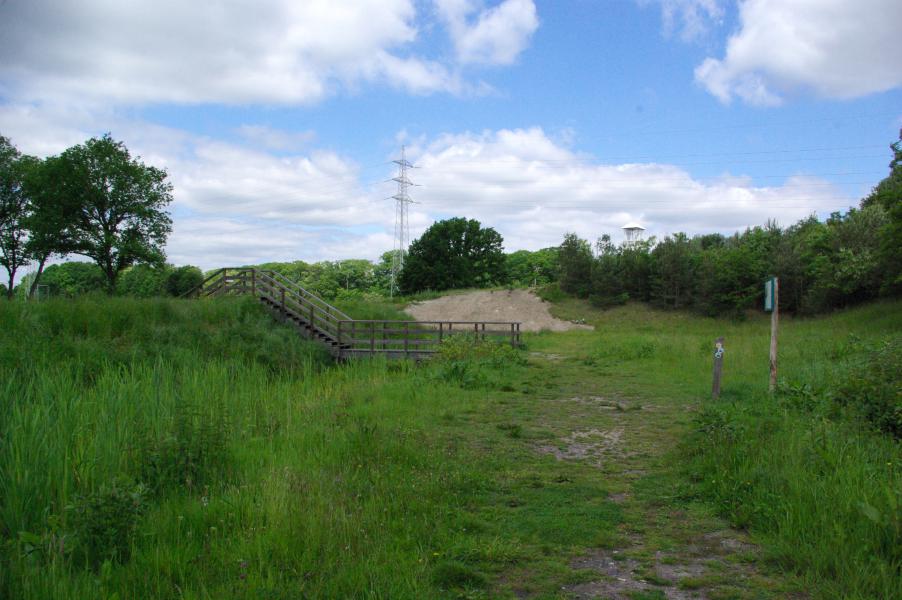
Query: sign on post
764 277 776 312
765 277 779 392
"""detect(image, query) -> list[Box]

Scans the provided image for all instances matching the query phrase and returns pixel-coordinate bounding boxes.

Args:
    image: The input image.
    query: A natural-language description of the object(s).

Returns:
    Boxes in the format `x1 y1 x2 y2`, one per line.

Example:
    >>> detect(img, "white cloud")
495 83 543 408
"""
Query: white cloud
405 128 849 250
695 0 902 105
237 126 316 152
436 0 539 65
643 0 724 42
0 0 489 106
0 104 851 271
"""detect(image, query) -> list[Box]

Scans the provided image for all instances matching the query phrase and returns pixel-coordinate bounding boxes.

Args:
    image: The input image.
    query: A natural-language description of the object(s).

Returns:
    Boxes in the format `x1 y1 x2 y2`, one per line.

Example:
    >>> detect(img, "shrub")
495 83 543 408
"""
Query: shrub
164 265 204 297
536 282 566 303
138 405 230 495
832 338 902 438
116 264 169 297
433 334 526 389
65 479 147 567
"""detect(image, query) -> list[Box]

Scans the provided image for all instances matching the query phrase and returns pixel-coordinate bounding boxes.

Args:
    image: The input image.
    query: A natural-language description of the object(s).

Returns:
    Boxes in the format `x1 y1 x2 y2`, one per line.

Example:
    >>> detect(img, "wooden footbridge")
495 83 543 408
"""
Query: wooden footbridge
186 268 522 360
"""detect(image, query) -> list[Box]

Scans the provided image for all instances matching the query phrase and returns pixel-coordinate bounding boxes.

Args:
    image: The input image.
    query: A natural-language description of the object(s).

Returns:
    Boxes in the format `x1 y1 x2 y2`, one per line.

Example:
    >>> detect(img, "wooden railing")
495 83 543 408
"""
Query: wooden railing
185 267 521 359
337 320 522 359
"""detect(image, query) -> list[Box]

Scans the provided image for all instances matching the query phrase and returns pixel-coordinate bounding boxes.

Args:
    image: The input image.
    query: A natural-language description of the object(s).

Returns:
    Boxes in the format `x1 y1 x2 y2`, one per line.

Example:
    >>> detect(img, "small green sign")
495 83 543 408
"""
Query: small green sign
764 277 776 312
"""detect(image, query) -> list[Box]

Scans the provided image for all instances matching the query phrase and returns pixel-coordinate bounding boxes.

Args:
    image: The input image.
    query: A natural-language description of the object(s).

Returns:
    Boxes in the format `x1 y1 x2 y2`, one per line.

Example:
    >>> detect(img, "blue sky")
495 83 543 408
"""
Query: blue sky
1 0 900 271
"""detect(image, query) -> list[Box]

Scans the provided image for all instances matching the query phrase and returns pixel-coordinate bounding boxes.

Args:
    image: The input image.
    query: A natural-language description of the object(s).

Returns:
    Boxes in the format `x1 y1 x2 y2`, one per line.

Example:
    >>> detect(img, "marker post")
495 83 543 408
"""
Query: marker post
765 277 779 392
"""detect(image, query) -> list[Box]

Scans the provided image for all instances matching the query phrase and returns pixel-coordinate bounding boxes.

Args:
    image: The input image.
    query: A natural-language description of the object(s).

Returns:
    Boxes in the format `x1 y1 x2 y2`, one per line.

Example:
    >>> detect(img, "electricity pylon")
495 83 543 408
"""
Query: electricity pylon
390 145 415 297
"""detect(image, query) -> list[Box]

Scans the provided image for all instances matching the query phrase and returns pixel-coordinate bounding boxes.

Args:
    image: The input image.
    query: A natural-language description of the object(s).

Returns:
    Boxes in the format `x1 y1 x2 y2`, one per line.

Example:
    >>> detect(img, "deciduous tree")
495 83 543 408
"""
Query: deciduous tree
49 135 173 292
400 217 505 293
0 136 34 298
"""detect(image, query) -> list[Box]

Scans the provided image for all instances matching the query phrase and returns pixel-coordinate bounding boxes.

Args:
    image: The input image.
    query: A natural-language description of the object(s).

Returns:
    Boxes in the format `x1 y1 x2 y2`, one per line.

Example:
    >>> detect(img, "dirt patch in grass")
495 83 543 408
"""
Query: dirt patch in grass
568 396 644 411
565 549 702 599
535 428 625 464
405 289 593 332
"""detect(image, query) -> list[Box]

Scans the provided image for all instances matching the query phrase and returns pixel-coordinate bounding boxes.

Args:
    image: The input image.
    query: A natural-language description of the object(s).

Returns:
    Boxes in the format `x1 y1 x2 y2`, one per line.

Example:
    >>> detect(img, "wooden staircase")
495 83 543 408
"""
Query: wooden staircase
185 268 521 360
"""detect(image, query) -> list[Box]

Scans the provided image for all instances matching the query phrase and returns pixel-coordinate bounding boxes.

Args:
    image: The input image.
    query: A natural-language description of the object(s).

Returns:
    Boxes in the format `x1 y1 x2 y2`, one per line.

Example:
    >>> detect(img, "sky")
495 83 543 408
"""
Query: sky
1 0 900 272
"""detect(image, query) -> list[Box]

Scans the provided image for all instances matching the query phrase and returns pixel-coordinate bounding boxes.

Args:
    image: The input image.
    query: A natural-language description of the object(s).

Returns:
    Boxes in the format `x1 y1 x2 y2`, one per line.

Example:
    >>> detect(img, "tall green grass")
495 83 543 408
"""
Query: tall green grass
0 296 538 598
533 299 902 598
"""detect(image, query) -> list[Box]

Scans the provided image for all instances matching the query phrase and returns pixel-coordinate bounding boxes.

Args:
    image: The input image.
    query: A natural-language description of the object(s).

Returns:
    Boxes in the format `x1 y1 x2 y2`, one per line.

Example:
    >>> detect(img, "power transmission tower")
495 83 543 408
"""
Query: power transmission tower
390 146 415 297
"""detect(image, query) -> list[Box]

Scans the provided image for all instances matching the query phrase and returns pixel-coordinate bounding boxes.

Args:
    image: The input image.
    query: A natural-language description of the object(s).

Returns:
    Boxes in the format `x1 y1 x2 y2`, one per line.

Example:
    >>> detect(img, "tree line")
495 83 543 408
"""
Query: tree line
0 133 176 299
557 131 901 316
5 130 897 313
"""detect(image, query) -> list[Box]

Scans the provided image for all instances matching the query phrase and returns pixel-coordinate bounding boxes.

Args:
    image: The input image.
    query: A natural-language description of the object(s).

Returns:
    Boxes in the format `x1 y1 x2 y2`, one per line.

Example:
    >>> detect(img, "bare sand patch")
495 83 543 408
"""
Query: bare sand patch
405 289 592 332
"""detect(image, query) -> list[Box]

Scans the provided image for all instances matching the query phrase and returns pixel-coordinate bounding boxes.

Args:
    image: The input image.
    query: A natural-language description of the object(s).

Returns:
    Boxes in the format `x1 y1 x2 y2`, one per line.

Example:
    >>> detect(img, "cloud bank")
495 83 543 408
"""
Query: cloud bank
0 0 539 106
695 0 902 105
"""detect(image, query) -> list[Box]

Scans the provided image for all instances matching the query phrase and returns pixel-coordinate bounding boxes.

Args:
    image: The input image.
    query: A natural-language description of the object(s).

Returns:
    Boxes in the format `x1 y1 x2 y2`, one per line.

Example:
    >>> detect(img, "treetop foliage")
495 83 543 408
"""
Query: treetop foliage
557 134 901 317
399 217 506 293
1 132 175 297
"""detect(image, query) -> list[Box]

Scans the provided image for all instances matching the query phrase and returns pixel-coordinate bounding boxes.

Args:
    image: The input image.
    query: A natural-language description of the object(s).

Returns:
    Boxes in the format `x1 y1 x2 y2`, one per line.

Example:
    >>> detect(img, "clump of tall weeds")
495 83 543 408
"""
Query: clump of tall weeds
433 334 526 389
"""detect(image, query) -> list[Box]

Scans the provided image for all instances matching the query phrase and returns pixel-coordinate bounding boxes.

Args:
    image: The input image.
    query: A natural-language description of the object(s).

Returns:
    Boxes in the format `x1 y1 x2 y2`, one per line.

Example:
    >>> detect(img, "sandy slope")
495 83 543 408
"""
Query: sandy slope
404 289 593 332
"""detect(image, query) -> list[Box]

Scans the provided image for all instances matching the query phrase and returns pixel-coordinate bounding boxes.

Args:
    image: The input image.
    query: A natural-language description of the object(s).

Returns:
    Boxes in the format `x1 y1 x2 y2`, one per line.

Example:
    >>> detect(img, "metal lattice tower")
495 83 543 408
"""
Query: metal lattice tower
390 146 415 297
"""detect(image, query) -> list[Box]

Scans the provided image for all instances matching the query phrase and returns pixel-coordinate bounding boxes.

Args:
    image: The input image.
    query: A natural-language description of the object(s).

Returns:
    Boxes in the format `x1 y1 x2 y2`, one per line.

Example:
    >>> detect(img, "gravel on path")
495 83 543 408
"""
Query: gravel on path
405 289 593 332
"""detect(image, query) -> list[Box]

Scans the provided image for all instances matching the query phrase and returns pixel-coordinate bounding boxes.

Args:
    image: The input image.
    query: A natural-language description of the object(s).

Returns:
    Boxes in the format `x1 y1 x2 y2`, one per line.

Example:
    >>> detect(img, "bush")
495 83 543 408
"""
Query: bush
164 265 204 297
65 479 147 567
139 404 231 495
536 282 565 303
37 262 106 297
116 264 169 297
433 334 525 389
832 338 902 438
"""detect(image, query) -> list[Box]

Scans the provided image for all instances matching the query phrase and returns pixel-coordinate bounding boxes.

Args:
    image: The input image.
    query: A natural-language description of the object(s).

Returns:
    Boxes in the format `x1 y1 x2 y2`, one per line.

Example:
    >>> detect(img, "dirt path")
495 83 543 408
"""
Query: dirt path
405 289 592 332
487 344 796 598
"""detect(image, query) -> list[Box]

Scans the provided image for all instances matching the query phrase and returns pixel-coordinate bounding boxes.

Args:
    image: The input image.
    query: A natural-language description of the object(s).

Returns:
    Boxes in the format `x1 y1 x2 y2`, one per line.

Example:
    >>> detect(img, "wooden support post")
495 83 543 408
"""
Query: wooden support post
337 321 342 346
251 270 256 296
382 322 387 350
404 322 409 357
370 321 375 353
280 288 285 319
352 320 357 350
481 322 486 341
439 322 443 344
769 278 779 393
510 323 515 348
712 336 725 399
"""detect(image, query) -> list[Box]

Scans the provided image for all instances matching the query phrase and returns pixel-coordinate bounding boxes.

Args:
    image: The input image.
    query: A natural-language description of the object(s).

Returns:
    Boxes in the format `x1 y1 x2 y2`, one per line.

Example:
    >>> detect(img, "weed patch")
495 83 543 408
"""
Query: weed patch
65 479 147 568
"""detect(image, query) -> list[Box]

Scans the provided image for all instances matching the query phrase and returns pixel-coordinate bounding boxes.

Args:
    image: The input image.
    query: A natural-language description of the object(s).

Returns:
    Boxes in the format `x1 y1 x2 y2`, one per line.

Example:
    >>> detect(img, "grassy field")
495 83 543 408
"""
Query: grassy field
1 295 899 599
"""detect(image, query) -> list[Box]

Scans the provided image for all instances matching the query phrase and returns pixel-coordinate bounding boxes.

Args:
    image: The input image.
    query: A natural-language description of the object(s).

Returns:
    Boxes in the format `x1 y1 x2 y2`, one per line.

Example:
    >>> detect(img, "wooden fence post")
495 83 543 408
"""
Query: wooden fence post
712 336 725 399
280 288 285 320
769 278 779 393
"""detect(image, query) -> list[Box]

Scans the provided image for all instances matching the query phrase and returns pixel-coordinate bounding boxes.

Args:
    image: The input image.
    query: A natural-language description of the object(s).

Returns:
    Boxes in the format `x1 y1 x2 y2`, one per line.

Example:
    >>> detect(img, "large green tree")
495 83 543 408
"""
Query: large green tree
557 232 593 297
0 136 36 298
863 129 902 295
399 217 505 293
48 135 173 292
22 153 79 297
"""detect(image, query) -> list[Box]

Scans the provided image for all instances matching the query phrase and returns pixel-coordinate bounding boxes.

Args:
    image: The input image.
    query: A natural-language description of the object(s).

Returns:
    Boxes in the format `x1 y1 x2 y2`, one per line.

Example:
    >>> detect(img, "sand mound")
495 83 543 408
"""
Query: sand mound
405 289 592 332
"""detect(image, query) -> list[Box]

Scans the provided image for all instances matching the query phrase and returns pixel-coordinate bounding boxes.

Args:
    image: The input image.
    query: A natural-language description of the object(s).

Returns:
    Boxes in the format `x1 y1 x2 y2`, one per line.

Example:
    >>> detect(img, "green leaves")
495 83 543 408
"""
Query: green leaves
400 217 506 293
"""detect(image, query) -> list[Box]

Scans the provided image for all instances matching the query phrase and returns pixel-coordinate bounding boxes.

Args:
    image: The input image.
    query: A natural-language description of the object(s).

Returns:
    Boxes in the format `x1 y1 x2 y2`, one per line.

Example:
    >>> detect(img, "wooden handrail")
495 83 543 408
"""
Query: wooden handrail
184 267 522 358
